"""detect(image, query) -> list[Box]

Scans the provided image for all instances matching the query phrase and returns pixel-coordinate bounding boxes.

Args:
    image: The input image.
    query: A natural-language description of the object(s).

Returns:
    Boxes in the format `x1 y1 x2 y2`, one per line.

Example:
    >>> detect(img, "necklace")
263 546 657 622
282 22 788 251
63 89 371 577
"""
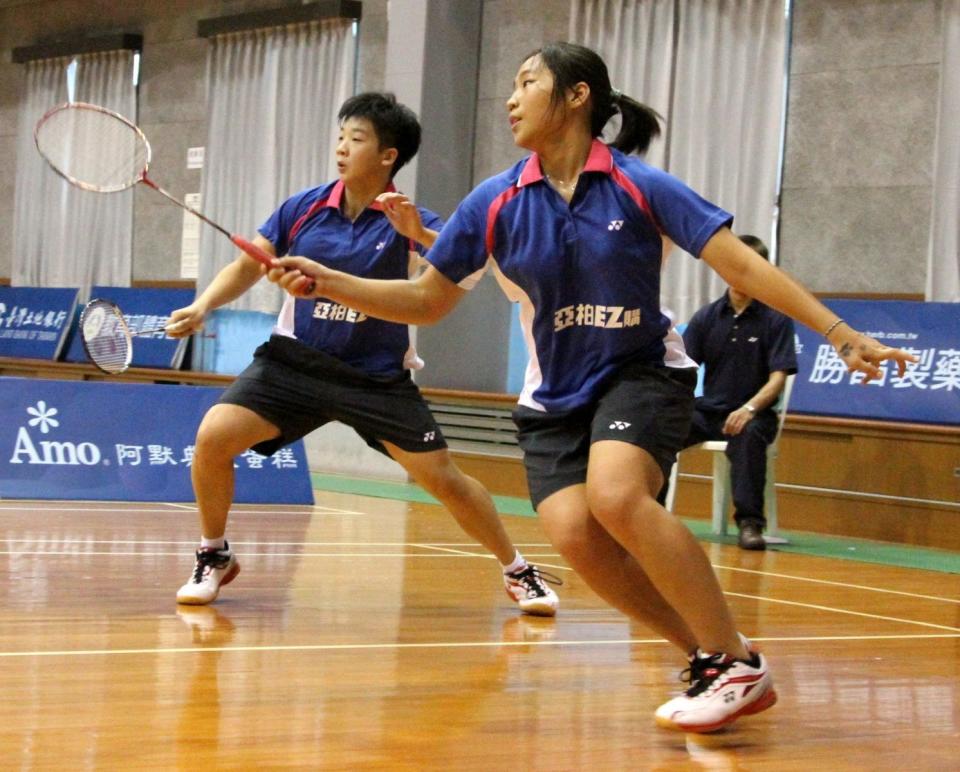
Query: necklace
545 173 578 190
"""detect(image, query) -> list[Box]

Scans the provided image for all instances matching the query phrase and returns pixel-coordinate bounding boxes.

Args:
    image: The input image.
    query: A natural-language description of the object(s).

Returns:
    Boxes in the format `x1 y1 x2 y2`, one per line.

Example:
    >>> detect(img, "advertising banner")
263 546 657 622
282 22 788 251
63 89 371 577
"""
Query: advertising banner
0 286 78 360
0 378 313 503
791 300 959 425
63 286 194 369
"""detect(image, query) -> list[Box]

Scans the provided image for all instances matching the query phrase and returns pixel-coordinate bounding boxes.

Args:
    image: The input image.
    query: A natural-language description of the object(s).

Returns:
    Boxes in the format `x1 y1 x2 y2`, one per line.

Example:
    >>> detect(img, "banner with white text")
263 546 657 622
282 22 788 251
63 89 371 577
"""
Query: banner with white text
0 378 313 503
790 300 959 425
0 286 78 360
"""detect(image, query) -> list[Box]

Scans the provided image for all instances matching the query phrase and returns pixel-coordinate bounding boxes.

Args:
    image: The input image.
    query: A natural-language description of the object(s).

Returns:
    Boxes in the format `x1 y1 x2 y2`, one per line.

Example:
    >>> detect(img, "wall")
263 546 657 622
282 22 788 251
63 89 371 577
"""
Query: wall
779 0 941 294
0 0 950 372
0 0 388 283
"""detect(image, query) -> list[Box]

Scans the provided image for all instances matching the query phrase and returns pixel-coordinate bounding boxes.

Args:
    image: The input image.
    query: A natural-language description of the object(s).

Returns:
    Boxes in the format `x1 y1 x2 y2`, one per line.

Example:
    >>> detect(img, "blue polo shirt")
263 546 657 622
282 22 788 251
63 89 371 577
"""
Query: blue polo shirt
683 293 798 414
426 140 733 412
259 180 443 377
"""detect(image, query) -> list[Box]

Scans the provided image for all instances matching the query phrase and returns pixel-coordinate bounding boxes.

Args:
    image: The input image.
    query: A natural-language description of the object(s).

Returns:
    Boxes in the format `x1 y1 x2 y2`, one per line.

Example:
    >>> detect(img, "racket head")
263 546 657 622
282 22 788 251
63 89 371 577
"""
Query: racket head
34 102 150 193
79 298 134 374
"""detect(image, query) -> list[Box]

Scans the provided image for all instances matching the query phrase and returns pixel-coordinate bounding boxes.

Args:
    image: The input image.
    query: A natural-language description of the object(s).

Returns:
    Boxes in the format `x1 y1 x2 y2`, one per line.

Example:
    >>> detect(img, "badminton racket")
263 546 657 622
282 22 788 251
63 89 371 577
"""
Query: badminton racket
34 101 311 290
80 297 204 375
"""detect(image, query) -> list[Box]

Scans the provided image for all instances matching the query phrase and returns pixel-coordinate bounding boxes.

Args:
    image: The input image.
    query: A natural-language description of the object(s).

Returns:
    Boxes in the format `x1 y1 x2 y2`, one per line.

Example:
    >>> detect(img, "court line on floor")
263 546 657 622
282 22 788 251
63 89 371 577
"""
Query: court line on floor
717 564 960 605
725 591 960 632
3 540 957 606
3 632 959 660
0 505 363 516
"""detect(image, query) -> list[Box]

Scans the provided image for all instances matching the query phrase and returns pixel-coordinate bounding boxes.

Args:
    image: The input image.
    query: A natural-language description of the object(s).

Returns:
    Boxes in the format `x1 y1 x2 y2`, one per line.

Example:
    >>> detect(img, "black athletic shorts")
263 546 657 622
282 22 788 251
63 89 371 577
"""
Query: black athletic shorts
219 335 447 457
513 361 698 509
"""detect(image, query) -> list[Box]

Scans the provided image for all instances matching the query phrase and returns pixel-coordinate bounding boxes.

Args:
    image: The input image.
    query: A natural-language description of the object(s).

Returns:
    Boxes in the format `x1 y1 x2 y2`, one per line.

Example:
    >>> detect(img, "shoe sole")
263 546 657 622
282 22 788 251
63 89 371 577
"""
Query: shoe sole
655 684 778 733
504 587 558 617
176 561 241 606
519 601 558 617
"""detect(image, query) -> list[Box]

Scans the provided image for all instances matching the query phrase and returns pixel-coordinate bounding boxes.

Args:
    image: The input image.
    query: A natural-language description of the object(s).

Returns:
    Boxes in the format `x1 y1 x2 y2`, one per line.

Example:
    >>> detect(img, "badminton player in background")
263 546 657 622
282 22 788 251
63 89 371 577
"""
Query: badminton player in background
265 44 919 733
165 92 560 615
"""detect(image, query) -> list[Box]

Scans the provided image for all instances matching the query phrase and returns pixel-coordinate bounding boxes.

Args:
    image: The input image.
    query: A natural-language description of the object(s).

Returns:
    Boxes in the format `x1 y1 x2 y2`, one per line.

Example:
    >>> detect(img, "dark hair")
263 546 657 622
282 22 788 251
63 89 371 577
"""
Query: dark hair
338 92 421 177
523 41 662 155
739 234 770 260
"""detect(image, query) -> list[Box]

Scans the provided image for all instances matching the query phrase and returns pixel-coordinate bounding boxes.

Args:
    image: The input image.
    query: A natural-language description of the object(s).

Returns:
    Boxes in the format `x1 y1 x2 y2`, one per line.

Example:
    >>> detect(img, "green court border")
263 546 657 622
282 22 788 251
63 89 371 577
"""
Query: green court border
312 473 960 575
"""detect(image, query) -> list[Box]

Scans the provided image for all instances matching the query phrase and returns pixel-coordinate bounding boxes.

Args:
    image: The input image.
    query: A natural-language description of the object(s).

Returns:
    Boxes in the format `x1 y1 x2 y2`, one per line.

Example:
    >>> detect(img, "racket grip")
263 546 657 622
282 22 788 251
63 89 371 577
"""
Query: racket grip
231 235 278 268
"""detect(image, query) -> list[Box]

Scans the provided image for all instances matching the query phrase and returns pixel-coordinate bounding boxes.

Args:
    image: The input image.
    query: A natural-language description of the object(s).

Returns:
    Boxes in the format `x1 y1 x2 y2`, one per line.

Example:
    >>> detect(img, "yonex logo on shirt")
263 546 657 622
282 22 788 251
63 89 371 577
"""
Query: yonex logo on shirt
423 431 436 442
376 241 387 250
607 220 624 231
609 421 631 430
312 302 367 323
554 304 641 332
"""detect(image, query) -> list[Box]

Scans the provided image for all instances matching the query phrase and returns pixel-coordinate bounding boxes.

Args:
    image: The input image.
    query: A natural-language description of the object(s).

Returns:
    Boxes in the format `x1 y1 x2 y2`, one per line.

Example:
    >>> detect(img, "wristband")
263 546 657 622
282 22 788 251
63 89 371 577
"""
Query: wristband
743 404 756 414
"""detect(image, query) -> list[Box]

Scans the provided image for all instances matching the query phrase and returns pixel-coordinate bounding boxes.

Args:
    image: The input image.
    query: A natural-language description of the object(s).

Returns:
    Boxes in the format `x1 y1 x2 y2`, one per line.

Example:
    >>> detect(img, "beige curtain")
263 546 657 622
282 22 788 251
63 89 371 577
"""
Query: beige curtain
13 51 137 297
198 19 356 314
926 0 960 302
571 0 789 323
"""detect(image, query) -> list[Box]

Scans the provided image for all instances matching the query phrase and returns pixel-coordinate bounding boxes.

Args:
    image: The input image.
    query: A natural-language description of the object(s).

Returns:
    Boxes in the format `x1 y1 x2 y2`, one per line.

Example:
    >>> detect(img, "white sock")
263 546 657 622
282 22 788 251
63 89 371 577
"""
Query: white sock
201 536 226 551
501 550 527 575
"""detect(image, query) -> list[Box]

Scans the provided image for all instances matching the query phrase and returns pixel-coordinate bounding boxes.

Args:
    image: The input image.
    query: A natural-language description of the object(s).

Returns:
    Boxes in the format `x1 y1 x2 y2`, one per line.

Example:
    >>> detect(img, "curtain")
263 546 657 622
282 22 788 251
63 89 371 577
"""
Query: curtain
13 50 136 297
198 19 356 313
926 0 960 302
571 0 788 324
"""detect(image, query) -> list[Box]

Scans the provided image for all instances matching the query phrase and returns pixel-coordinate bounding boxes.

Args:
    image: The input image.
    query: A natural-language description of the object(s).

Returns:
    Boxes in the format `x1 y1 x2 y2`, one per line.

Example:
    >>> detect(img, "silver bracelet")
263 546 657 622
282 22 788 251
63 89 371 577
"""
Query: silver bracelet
824 318 845 337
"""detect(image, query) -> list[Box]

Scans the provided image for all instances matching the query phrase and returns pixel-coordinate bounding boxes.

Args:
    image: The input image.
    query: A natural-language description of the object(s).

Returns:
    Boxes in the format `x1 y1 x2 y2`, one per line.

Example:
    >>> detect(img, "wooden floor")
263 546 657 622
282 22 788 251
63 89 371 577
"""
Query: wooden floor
2 492 959 770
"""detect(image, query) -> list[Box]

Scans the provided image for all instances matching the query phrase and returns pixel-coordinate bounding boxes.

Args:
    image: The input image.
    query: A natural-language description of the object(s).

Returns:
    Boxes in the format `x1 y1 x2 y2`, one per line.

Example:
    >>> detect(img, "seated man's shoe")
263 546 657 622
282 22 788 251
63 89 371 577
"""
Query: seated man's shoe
737 522 766 551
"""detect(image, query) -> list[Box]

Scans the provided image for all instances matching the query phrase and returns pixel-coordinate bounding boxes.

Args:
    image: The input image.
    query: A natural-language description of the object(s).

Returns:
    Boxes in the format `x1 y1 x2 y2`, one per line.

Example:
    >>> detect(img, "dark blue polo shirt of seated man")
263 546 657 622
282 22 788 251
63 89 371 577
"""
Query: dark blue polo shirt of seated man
684 295 798 416
679 235 798 549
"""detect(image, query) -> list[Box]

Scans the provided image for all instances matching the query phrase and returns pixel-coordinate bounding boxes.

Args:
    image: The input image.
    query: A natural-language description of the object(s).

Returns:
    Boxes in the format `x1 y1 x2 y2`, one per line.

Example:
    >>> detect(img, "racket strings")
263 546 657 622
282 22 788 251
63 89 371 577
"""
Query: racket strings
36 106 149 192
81 301 133 374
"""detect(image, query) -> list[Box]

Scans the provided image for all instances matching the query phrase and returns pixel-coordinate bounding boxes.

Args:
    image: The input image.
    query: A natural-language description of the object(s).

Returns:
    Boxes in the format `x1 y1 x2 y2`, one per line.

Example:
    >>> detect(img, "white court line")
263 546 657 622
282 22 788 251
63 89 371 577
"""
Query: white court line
725 591 960 633
2 632 959 660
717 564 960 605
4 546 952 630
1 539 555 548
0 550 515 558
0 505 364 516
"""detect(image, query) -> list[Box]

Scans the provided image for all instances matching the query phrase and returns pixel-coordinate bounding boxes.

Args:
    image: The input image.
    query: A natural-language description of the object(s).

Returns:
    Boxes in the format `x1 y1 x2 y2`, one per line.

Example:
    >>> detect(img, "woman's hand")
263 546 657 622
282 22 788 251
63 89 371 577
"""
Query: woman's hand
828 322 918 382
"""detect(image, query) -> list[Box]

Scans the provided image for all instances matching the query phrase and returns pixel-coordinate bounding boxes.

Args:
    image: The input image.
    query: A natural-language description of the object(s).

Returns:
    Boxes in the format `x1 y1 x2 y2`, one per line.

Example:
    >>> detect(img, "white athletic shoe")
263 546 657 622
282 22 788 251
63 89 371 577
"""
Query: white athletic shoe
176 544 240 605
655 649 777 733
503 564 561 617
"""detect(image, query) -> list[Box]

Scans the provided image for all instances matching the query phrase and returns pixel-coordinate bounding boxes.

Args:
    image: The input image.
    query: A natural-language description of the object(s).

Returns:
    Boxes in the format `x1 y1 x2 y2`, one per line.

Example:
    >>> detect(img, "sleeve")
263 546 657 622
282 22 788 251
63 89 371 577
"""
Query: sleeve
643 167 733 259
257 188 315 256
682 308 707 365
424 186 492 288
766 313 798 374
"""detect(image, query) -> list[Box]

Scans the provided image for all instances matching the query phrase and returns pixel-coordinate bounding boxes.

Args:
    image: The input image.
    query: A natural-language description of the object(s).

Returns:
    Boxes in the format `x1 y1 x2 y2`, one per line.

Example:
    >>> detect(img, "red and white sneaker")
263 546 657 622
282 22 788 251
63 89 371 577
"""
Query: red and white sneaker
503 564 561 617
176 544 240 605
655 649 777 733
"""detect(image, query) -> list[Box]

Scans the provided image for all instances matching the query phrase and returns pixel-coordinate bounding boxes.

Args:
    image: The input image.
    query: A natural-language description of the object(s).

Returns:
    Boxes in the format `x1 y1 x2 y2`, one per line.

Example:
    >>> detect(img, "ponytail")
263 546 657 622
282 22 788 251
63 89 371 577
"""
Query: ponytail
609 92 662 156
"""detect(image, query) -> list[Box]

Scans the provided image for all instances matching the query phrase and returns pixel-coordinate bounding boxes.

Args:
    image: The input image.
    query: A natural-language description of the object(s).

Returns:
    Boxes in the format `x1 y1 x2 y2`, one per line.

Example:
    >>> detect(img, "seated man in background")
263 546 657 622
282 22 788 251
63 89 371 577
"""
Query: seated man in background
679 235 798 550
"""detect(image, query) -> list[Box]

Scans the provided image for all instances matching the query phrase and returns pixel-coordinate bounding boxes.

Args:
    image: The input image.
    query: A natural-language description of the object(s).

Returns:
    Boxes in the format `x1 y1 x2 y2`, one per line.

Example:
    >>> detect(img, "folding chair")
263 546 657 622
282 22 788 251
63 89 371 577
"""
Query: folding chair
665 373 795 544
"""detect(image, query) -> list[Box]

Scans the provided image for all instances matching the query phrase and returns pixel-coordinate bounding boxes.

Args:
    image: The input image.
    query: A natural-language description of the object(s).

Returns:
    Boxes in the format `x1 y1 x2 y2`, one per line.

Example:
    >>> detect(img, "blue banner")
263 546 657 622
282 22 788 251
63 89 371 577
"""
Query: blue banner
63 286 194 369
0 286 78 360
0 378 313 503
791 300 960 425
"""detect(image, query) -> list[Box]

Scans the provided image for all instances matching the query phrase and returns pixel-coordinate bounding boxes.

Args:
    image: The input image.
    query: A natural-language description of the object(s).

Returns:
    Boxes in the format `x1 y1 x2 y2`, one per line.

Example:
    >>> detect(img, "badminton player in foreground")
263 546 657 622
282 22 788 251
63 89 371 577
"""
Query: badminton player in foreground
266 44 919 733
167 92 560 615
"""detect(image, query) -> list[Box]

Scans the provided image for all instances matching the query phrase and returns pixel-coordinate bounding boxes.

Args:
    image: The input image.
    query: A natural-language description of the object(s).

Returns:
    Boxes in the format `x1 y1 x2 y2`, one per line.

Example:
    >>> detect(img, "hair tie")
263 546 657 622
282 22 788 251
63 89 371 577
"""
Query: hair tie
611 88 622 101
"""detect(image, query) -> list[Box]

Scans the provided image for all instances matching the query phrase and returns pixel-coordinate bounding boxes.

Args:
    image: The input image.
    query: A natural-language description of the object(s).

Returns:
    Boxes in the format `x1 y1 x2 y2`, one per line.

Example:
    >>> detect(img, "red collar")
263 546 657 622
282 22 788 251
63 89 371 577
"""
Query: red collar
324 179 398 211
517 139 613 187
